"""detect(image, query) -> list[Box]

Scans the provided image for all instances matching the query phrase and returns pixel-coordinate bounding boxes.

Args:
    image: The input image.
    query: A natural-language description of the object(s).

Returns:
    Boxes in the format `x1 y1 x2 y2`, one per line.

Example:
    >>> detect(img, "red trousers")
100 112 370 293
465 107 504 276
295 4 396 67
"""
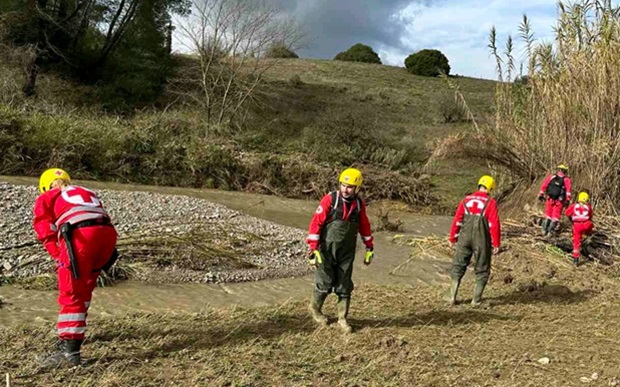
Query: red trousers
57 225 117 340
572 221 594 258
545 199 565 221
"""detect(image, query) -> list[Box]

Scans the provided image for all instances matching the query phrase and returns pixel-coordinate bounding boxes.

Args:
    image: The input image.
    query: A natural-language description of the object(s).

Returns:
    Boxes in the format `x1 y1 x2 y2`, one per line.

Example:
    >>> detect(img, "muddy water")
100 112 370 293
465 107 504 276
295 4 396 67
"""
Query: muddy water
0 176 452 325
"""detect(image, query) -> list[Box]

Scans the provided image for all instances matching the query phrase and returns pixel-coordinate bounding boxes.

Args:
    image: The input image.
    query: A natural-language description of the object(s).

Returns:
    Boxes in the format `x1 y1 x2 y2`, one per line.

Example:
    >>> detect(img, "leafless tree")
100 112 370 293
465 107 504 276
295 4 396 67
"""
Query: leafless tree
174 0 304 128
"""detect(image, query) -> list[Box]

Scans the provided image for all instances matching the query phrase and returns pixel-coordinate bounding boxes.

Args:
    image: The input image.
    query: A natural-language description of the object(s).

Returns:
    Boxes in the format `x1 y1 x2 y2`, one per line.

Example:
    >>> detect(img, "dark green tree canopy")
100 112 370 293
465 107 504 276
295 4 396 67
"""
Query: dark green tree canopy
0 0 190 106
266 43 299 59
334 43 381 64
404 49 450 77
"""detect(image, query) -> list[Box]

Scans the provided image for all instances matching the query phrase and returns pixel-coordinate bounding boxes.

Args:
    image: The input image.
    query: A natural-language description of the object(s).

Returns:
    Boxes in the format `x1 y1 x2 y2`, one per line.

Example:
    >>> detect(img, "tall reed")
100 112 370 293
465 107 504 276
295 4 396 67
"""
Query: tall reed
435 0 620 212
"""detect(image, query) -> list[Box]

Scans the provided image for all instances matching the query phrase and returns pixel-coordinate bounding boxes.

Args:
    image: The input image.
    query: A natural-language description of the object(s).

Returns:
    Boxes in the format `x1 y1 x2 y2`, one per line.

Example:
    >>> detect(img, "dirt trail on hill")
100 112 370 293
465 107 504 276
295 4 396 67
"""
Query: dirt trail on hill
0 176 452 325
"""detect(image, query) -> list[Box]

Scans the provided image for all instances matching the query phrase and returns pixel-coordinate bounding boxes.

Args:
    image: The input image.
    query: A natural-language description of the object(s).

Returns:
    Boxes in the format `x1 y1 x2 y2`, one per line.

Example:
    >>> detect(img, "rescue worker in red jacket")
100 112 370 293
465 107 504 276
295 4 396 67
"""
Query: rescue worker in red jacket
538 164 572 236
306 168 374 333
565 192 594 265
448 175 501 306
33 168 118 367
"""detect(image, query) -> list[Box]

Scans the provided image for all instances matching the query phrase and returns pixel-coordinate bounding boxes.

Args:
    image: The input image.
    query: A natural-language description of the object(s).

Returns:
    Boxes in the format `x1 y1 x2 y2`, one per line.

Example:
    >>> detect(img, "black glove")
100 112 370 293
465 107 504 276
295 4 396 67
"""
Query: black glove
538 194 545 203
101 248 119 272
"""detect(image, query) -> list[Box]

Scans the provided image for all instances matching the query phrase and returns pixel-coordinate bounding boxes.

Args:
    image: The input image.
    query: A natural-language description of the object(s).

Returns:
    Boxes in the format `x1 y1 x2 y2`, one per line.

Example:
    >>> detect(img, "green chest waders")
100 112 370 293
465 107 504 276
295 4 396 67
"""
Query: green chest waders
449 200 493 306
315 218 359 297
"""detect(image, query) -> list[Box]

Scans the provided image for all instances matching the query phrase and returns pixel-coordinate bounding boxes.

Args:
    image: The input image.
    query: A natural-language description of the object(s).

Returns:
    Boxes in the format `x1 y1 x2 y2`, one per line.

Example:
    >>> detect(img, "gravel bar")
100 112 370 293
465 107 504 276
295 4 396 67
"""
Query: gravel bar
0 182 311 284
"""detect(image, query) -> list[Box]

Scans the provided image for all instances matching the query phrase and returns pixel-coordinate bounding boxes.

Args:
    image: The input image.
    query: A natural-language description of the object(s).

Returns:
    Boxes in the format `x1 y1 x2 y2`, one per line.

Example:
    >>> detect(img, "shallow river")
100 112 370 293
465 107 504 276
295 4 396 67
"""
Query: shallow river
0 176 452 325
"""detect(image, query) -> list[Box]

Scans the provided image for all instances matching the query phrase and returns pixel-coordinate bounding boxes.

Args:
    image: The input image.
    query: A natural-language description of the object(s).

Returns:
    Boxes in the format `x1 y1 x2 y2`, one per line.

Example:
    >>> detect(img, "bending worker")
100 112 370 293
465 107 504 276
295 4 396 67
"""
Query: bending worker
538 164 572 236
33 168 118 367
565 192 594 265
448 175 501 306
306 168 374 333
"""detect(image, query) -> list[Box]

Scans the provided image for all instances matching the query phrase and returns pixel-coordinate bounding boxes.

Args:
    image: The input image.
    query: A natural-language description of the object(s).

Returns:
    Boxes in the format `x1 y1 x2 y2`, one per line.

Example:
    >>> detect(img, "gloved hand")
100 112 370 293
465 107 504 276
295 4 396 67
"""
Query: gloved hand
307 250 323 267
538 194 545 203
364 249 374 266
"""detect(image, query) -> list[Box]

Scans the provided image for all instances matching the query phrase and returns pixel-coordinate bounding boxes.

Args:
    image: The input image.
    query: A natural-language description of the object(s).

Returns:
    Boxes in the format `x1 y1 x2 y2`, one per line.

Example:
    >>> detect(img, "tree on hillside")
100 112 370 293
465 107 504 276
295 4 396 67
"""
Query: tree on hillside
334 43 382 64
175 0 304 127
265 43 299 58
0 0 190 101
404 49 450 77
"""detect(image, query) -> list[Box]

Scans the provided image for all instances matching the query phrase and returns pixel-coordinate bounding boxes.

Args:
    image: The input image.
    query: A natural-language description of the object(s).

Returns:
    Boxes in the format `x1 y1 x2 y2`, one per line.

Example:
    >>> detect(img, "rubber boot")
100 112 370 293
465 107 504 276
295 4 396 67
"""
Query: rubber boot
548 221 558 235
36 339 82 367
471 280 487 307
337 297 352 334
448 278 461 306
541 219 551 236
309 291 328 325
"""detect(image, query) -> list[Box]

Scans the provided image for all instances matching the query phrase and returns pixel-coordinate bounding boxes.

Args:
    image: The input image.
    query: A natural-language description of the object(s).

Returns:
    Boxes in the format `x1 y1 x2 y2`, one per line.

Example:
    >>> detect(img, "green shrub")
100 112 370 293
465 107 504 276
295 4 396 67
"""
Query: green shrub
301 108 420 169
437 93 468 123
265 43 299 59
334 43 381 64
288 74 303 87
404 49 450 77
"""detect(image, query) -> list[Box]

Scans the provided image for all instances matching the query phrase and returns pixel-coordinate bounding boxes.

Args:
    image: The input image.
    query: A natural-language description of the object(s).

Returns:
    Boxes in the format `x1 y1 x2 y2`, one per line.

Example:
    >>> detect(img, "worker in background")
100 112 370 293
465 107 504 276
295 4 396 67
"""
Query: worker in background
538 164 572 236
565 191 594 265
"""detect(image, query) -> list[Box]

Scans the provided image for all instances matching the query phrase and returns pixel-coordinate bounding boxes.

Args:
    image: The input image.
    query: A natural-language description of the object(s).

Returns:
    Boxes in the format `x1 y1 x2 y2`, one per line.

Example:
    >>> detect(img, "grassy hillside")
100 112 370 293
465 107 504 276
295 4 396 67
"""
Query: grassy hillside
0 55 496 212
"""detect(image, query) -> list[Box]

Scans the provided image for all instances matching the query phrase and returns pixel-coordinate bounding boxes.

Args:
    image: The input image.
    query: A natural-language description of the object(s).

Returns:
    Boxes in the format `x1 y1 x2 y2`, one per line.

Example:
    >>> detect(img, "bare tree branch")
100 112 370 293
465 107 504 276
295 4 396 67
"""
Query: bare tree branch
173 0 304 128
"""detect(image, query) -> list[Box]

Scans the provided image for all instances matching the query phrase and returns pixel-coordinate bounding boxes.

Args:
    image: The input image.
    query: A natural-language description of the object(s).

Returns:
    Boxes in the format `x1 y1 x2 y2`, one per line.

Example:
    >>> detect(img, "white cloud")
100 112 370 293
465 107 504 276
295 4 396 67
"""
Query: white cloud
389 0 560 79
172 0 620 80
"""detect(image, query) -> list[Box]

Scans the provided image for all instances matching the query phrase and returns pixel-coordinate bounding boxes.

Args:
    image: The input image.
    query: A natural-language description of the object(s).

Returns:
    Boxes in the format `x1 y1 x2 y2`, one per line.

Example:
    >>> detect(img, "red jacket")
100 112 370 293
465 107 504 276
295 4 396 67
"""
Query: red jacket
306 191 373 251
33 185 111 259
565 203 593 223
449 191 501 248
540 172 572 202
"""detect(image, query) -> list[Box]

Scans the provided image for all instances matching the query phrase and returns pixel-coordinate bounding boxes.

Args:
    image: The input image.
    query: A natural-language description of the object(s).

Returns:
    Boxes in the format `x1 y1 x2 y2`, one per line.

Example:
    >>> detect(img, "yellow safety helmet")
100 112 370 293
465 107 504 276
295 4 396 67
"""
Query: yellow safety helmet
578 192 589 203
339 168 363 193
557 164 569 172
478 175 496 191
39 168 70 193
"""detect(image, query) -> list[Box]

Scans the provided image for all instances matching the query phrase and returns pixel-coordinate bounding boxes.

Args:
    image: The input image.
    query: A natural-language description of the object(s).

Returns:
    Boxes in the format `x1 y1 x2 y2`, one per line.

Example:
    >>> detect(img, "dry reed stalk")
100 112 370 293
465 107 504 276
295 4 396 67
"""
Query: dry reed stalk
431 1 620 213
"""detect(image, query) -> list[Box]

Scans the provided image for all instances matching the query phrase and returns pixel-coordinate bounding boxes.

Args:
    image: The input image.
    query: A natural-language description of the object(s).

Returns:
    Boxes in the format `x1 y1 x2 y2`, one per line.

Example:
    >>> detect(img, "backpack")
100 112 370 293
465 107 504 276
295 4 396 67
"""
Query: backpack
545 175 566 200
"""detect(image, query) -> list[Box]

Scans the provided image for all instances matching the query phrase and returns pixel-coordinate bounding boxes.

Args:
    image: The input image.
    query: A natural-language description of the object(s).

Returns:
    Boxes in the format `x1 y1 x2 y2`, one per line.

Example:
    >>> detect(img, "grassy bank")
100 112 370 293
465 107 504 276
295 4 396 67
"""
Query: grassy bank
0 55 496 213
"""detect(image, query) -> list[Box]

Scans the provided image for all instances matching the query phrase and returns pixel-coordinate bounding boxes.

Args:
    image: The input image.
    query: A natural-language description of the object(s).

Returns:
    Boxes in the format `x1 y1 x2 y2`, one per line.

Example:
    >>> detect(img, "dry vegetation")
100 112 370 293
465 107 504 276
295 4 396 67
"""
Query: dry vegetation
0 37 496 213
431 0 620 213
3 228 620 386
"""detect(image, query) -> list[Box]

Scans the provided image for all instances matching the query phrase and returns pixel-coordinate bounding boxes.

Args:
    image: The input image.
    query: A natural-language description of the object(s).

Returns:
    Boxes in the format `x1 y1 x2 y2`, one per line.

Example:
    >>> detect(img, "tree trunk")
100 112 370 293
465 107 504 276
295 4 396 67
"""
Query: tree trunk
166 22 173 54
23 54 39 97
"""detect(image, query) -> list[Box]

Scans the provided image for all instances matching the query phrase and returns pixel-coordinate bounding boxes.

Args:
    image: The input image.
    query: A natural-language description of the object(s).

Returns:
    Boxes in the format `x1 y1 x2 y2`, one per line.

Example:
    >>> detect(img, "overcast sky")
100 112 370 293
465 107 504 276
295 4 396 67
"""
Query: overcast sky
277 0 563 80
174 1 619 80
